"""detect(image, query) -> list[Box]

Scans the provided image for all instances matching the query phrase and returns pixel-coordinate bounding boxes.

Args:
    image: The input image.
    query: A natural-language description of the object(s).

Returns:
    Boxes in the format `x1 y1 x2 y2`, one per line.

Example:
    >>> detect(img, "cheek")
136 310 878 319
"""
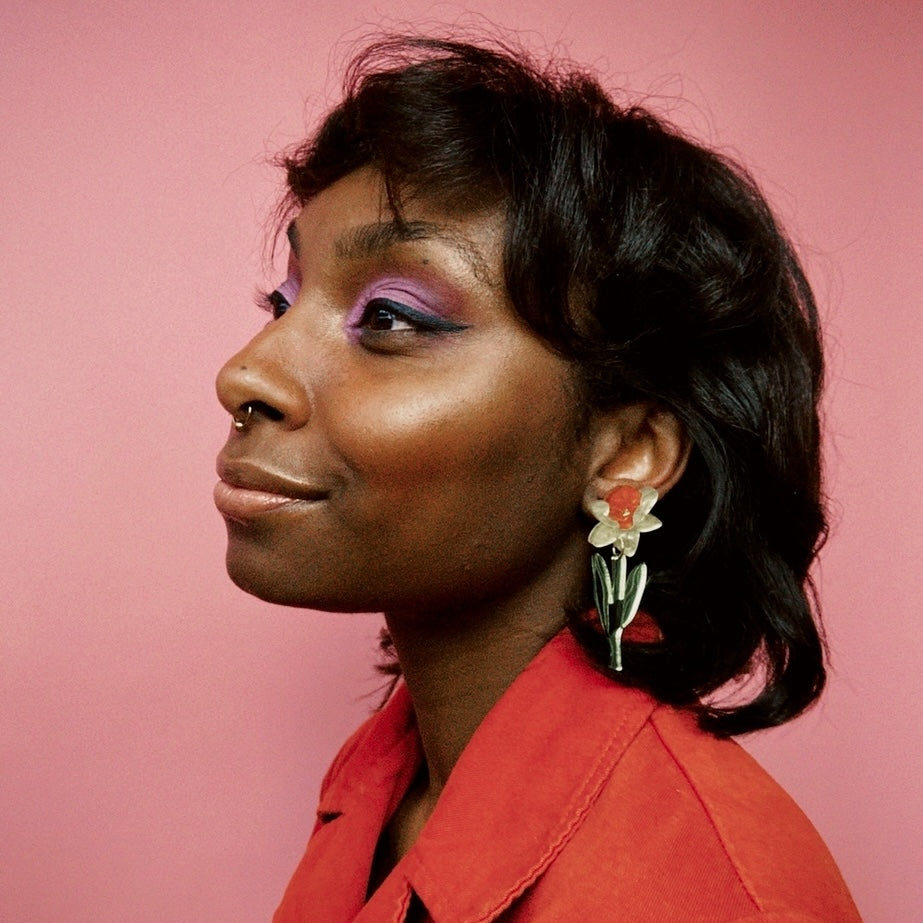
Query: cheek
328 356 586 535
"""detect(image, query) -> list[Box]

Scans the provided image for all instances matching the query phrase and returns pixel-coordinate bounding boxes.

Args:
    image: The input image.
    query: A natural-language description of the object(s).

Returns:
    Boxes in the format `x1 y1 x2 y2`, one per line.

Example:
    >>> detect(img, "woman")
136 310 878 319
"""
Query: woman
214 37 861 922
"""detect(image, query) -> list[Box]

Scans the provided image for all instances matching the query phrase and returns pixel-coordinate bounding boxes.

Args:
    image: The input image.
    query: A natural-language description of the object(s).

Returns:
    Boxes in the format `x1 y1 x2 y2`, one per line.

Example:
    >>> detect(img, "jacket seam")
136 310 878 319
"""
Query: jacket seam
458 705 654 923
649 711 764 914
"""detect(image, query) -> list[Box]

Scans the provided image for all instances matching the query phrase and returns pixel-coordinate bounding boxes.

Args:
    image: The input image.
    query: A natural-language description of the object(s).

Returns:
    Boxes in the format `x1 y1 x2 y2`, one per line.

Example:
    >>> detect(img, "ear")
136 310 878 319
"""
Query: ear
582 403 690 514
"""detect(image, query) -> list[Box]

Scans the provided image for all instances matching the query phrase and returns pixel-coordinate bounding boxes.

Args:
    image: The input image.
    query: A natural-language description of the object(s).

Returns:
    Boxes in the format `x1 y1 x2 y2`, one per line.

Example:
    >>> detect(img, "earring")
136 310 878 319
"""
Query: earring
232 404 253 431
588 485 661 671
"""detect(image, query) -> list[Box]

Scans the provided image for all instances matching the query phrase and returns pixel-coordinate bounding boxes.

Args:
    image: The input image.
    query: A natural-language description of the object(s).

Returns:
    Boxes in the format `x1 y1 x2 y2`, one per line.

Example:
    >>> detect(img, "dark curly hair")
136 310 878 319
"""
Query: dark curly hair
278 36 828 736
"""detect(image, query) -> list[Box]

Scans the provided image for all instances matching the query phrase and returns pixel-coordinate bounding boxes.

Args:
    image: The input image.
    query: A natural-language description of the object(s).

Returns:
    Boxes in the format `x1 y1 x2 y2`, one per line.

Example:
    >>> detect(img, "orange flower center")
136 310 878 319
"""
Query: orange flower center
606 485 642 528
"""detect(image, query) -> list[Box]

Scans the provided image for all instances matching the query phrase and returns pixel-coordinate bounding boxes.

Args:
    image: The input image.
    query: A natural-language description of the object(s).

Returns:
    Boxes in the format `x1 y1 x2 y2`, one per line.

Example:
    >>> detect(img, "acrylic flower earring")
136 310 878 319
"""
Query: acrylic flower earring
588 485 661 671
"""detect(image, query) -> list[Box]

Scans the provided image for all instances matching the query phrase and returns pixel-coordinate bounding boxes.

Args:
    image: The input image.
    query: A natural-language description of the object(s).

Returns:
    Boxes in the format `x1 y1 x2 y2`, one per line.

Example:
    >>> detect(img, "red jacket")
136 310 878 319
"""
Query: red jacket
274 631 861 921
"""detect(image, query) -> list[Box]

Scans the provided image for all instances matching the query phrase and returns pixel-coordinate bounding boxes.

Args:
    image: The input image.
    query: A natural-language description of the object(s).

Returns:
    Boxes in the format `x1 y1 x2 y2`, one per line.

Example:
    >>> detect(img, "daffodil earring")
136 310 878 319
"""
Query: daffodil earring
588 485 661 671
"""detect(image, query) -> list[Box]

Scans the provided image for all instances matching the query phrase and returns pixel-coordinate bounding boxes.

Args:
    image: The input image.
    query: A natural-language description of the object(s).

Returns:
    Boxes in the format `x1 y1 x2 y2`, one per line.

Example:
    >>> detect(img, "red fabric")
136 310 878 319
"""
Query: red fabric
274 632 861 922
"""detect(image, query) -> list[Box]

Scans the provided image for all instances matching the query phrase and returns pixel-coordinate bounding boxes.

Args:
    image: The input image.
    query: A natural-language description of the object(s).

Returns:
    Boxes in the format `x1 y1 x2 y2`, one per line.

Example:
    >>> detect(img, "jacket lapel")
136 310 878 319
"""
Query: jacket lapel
400 632 657 922
275 684 423 922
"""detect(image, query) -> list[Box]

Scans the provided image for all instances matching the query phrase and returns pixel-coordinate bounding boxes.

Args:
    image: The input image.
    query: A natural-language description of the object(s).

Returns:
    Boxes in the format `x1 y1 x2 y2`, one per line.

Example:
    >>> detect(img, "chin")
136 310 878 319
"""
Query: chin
224 552 369 613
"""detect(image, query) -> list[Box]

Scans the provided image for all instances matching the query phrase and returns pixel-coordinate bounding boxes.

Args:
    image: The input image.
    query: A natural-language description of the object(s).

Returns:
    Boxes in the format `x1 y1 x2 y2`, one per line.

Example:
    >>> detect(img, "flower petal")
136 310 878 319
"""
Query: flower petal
614 531 640 556
588 522 619 548
635 514 662 534
636 486 659 518
589 499 611 522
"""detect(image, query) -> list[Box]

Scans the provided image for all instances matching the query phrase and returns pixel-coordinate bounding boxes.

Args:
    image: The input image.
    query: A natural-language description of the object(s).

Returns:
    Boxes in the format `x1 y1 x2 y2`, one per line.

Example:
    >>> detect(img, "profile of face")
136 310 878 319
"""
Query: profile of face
215 168 599 618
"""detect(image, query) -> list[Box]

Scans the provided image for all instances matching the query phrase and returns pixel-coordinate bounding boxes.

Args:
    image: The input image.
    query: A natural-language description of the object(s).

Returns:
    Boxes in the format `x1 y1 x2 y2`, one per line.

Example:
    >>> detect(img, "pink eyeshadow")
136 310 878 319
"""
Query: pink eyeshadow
346 276 449 327
277 275 301 305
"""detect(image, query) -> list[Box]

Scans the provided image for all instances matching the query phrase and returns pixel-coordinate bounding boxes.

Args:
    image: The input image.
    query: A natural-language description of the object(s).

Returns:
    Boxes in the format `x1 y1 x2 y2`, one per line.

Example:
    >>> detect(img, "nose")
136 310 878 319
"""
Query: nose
215 324 312 431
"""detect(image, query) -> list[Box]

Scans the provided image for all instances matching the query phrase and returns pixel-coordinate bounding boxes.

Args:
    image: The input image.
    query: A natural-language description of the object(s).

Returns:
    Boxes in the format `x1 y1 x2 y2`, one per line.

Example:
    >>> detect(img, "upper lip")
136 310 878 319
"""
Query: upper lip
216 456 329 501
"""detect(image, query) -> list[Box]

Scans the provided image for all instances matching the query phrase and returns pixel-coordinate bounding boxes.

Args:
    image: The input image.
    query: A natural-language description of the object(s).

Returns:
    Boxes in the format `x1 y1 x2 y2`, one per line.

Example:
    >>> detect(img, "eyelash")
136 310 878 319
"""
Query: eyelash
255 289 291 320
355 298 468 335
256 288 468 336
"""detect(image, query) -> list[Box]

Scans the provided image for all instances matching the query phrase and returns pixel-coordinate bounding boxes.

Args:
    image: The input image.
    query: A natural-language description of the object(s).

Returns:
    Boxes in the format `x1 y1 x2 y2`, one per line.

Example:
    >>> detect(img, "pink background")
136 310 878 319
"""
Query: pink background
3 2 920 920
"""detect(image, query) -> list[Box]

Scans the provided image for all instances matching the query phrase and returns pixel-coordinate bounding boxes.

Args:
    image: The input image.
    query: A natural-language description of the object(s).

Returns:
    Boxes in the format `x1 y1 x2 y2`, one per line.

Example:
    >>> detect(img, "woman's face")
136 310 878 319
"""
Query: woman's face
215 168 594 616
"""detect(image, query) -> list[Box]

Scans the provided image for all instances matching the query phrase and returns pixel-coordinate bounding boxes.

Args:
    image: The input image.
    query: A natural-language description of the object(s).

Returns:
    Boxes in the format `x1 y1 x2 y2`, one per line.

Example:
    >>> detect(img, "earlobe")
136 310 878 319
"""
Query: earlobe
583 403 690 514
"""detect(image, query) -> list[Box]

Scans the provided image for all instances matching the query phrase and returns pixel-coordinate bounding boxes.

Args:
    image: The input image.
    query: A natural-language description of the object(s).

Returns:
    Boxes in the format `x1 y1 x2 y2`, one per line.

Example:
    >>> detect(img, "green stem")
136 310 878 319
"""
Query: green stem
612 626 624 671
615 551 627 601
605 550 629 671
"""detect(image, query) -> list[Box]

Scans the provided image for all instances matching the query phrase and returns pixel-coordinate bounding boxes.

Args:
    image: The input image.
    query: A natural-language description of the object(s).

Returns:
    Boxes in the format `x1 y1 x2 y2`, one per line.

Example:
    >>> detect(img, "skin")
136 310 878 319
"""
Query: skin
215 167 687 880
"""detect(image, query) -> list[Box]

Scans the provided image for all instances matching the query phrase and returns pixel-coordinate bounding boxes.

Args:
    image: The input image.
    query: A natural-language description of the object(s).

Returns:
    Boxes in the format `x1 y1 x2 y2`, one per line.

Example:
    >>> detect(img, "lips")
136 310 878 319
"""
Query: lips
214 457 328 523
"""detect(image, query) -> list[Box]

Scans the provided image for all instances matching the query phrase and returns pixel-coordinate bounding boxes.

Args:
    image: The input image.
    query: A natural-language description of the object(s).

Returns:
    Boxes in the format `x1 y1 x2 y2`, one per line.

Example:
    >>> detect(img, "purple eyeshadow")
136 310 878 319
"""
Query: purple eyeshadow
346 277 448 328
277 275 301 305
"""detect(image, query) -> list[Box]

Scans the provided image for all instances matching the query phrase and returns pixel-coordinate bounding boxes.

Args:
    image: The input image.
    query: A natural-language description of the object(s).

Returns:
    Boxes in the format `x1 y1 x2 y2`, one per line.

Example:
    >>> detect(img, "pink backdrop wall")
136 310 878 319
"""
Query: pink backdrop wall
3 2 920 920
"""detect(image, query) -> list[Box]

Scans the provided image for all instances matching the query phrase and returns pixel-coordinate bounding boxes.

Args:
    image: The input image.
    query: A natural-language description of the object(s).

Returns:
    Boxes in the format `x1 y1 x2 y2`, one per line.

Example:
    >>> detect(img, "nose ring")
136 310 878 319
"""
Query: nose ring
232 404 253 431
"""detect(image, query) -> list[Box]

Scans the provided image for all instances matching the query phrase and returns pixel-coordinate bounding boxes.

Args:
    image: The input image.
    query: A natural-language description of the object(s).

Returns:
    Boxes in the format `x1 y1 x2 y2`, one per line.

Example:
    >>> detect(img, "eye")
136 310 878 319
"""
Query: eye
267 289 291 319
255 289 291 319
256 275 300 320
355 298 468 335
361 299 418 332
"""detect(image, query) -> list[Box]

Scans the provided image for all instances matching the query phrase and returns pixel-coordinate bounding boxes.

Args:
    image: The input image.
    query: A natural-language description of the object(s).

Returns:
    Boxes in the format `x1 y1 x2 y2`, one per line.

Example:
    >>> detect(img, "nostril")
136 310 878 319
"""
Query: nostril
248 400 285 422
216 348 308 428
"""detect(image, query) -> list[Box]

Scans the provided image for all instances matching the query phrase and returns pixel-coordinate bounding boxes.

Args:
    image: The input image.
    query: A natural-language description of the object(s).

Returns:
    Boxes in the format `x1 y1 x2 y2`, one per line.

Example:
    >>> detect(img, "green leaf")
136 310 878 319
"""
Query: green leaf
591 553 613 634
620 562 648 629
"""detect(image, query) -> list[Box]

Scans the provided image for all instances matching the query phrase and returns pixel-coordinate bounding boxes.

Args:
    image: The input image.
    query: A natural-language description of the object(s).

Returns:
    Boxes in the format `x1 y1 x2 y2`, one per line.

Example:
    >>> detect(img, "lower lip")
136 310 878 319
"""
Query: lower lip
213 481 316 522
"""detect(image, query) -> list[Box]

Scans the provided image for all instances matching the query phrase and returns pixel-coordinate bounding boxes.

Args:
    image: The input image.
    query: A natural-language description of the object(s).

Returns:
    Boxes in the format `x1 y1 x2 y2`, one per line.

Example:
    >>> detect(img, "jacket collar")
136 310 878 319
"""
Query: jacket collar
321 631 657 923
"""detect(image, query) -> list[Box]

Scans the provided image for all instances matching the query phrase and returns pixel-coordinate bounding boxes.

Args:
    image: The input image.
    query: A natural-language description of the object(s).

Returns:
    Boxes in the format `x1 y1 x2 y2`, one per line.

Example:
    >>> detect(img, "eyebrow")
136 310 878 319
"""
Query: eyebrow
287 216 495 283
332 219 442 260
341 219 494 282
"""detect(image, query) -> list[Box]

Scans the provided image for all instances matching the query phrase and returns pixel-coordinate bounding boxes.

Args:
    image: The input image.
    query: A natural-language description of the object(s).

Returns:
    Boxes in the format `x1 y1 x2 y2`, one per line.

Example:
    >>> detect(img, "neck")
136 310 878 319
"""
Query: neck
386 613 560 794
383 546 586 796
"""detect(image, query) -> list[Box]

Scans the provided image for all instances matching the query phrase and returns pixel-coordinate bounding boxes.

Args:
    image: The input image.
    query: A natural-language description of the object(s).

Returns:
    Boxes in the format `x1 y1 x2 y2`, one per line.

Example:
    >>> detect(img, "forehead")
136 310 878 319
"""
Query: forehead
288 168 505 286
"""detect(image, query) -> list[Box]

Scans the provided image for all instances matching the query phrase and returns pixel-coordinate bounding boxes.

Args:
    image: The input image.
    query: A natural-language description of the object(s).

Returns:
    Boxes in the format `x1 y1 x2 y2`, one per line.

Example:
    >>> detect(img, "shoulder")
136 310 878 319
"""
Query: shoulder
646 704 844 902
527 701 861 921
726 915 836 922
